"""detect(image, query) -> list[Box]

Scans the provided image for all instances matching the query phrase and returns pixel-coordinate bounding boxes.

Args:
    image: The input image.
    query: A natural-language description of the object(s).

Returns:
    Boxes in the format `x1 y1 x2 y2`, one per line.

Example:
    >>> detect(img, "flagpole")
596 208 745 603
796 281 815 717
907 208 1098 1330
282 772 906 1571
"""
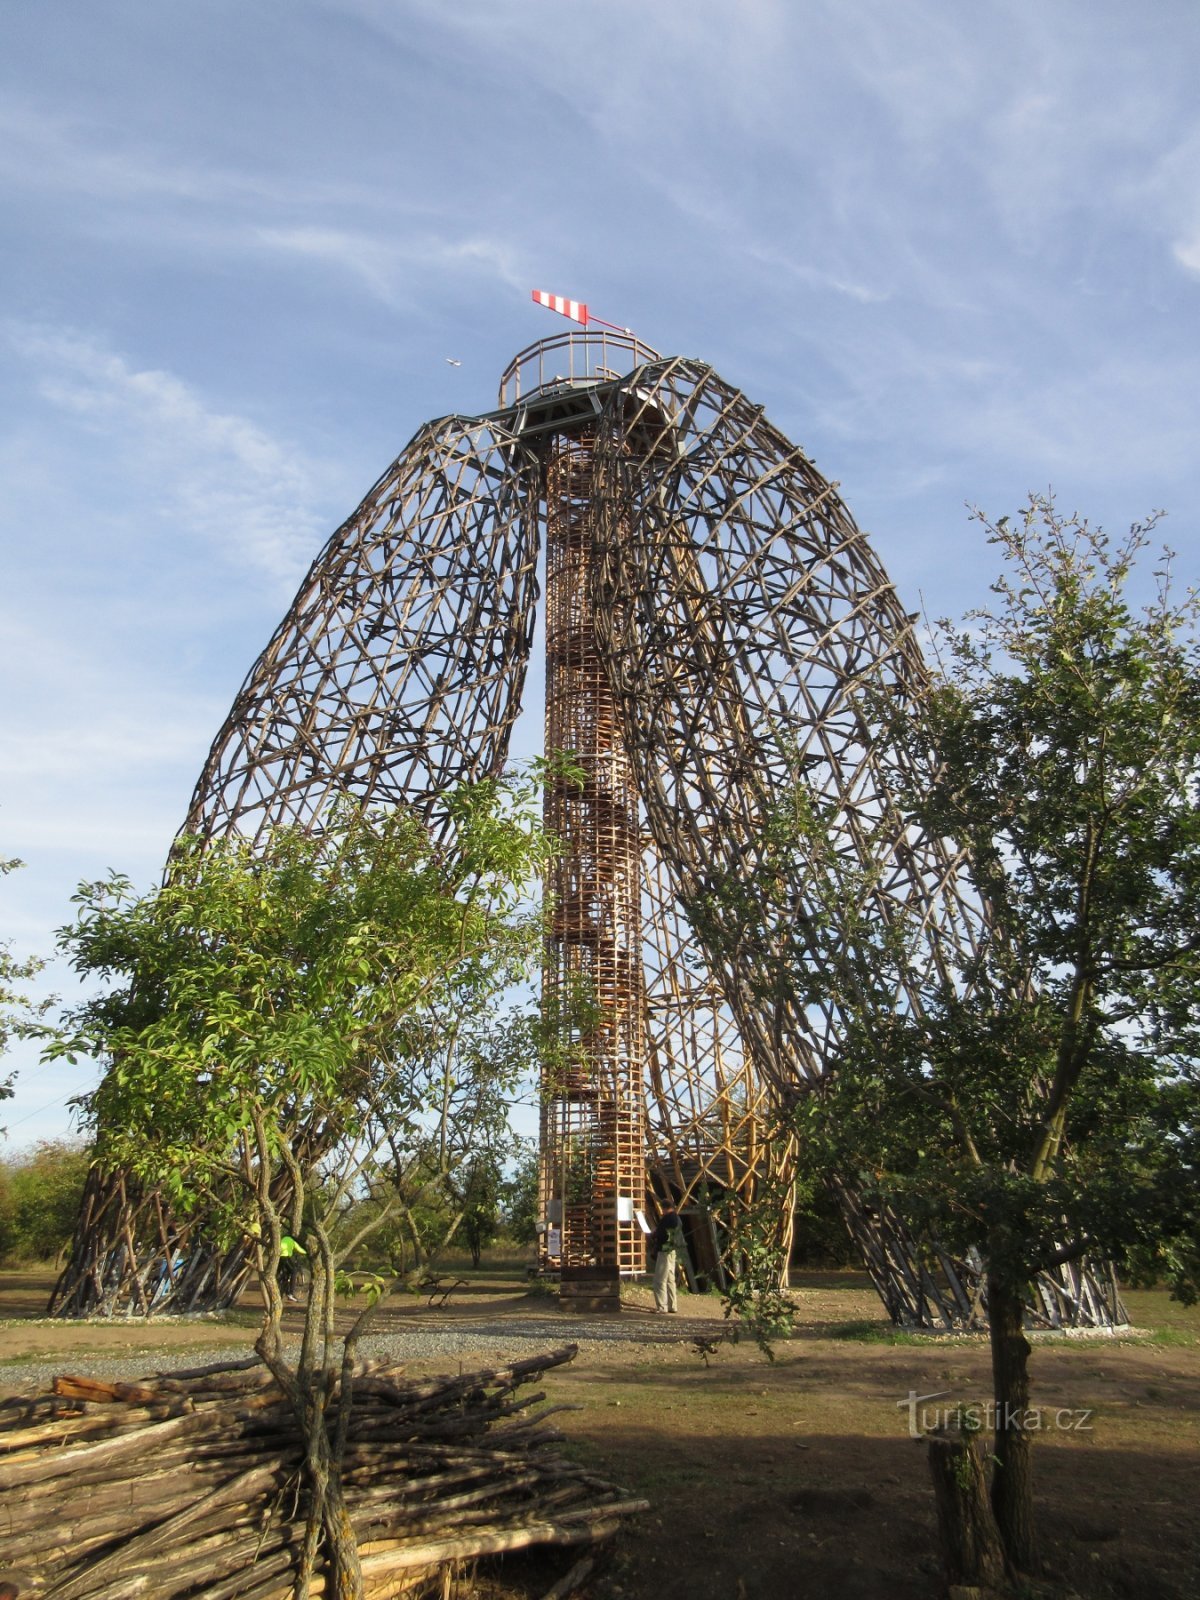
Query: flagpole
584 313 633 334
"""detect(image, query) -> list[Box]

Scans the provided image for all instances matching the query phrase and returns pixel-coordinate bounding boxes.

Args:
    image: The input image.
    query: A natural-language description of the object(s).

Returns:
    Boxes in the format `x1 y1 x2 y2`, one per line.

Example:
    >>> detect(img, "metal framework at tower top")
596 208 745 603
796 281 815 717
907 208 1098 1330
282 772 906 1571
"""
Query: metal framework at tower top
50 329 1124 1332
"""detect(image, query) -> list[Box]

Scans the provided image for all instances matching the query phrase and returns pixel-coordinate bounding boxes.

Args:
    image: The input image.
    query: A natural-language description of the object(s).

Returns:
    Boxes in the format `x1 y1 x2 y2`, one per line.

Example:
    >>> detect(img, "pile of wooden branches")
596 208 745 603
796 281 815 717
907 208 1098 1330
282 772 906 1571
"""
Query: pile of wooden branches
0 1344 643 1599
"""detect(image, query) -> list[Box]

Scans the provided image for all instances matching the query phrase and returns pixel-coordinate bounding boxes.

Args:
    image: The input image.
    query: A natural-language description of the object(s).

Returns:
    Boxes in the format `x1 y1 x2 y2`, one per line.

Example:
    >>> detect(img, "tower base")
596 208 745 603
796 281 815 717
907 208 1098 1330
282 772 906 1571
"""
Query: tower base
558 1264 623 1315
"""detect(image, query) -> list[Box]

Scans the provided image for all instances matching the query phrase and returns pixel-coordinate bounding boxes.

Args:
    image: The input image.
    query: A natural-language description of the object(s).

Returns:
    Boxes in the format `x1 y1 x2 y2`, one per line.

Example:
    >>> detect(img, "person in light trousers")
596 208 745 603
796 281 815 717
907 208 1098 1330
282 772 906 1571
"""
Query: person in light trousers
652 1206 681 1313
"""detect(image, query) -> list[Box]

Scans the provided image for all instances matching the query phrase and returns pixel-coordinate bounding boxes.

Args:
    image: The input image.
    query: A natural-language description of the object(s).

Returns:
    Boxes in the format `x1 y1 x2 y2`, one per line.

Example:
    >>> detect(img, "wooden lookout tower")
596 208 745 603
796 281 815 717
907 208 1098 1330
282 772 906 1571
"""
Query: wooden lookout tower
498 332 668 1301
51 325 1127 1337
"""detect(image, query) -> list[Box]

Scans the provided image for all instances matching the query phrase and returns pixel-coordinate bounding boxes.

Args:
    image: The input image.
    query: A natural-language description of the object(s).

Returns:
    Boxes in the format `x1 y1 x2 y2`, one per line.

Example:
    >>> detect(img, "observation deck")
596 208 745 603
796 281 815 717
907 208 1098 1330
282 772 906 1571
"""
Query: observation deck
495 331 662 444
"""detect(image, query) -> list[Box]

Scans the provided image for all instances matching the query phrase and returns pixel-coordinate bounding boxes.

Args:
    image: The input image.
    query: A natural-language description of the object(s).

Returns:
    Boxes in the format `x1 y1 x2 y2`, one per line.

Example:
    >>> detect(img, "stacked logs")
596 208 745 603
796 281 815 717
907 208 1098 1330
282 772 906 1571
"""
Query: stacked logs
0 1345 643 1599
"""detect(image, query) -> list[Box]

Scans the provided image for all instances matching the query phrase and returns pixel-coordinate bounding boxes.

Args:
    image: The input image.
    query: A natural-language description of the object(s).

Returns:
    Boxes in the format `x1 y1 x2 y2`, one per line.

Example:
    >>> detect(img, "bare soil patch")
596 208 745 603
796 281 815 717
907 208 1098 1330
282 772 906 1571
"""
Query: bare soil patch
2 1268 1196 1598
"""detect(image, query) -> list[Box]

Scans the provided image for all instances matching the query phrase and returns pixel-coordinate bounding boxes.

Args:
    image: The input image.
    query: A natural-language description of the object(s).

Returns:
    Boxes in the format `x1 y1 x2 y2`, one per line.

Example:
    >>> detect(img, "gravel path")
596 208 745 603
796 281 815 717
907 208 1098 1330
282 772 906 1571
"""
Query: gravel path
0 1309 719 1396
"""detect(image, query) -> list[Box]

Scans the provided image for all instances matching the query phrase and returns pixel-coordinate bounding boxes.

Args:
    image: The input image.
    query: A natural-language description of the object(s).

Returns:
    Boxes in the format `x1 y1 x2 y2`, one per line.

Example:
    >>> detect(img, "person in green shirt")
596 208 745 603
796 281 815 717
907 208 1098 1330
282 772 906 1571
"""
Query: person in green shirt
278 1234 307 1302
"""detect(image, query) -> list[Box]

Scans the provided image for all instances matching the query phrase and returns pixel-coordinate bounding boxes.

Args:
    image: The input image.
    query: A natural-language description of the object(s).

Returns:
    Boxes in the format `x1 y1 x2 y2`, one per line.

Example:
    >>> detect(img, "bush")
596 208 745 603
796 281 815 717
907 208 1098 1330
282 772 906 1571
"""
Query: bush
790 1183 861 1268
0 1141 92 1263
500 1149 539 1246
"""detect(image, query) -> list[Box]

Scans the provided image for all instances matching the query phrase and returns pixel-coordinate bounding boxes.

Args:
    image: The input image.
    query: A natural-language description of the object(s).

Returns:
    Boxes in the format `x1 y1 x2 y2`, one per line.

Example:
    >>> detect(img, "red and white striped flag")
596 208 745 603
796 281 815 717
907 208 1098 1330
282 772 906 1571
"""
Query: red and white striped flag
531 289 589 326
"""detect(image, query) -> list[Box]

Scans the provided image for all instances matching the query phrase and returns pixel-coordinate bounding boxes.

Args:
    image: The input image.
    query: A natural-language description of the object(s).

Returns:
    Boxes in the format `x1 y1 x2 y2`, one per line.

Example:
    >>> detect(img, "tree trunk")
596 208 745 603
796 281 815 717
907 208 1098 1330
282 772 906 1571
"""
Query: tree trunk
303 1393 364 1600
255 1273 364 1600
988 1271 1035 1571
926 1417 1006 1590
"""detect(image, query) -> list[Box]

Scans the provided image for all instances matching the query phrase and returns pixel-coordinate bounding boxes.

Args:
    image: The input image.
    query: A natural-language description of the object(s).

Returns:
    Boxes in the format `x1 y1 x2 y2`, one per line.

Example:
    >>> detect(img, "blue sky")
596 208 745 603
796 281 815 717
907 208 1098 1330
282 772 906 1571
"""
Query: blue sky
2 0 1198 1149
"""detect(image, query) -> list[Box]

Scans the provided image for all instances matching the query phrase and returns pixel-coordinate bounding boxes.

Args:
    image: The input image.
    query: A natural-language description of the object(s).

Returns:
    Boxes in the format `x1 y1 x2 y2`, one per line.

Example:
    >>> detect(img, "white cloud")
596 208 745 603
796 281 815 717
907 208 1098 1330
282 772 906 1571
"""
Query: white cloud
255 225 529 304
0 609 223 849
0 97 383 215
4 323 324 589
256 226 401 302
2 706 211 786
0 99 531 305
0 98 257 207
1152 129 1200 279
744 243 893 306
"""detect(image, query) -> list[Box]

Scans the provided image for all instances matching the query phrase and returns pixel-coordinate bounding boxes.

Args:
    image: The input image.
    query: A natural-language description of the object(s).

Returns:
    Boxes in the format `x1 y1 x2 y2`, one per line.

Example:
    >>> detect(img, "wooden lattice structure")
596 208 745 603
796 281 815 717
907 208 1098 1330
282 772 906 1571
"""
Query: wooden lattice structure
541 431 646 1285
52 331 1124 1330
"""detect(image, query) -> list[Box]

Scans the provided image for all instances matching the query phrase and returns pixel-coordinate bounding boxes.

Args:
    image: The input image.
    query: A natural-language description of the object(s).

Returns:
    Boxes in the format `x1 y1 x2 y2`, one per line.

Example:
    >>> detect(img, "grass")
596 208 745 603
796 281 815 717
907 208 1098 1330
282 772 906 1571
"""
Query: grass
824 1318 930 1345
1141 1324 1199 1349
1 1266 1196 1598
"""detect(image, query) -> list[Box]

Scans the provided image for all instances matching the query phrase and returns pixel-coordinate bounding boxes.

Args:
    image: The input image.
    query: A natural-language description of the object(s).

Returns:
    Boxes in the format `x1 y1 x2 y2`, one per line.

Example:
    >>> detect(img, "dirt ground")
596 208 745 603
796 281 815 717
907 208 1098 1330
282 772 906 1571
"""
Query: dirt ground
2 1267 1197 1599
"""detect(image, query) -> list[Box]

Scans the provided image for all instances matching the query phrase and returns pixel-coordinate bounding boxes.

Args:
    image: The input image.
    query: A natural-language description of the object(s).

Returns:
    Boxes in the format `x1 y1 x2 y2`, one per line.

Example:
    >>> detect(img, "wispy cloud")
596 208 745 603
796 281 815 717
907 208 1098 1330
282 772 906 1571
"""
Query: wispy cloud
1 702 213 787
255 226 529 304
744 243 893 306
4 323 324 589
0 97 388 215
0 97 530 308
0 609 223 843
1146 128 1200 279
0 99 260 206
256 226 402 302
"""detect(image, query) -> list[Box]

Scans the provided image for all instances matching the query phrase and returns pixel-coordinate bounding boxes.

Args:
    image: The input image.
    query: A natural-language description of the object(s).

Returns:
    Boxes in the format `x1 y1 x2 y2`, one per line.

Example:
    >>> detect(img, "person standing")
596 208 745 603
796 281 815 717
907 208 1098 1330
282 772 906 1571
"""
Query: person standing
652 1206 681 1314
278 1234 307 1302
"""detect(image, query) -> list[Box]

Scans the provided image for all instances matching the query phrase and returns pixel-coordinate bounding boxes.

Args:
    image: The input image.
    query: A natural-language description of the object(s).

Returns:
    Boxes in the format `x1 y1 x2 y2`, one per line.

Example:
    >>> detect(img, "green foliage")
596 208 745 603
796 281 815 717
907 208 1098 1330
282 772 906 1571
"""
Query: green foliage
334 1269 388 1307
0 1141 92 1262
45 774 556 1599
716 1170 799 1361
346 987 541 1273
790 499 1200 1302
49 782 551 1226
719 1252 797 1361
500 1145 540 1245
0 854 54 1123
535 969 604 1098
683 497 1200 1566
457 1157 501 1267
789 1181 861 1267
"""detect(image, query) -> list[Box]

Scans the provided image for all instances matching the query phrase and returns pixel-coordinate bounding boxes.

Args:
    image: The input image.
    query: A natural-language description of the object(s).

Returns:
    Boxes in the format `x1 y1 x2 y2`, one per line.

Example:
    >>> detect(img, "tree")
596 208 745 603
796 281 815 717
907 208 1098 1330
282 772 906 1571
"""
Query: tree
49 777 553 1600
0 1141 92 1262
324 990 539 1276
380 989 538 1266
1 853 53 1128
781 498 1200 1572
500 1144 540 1246
456 1157 502 1267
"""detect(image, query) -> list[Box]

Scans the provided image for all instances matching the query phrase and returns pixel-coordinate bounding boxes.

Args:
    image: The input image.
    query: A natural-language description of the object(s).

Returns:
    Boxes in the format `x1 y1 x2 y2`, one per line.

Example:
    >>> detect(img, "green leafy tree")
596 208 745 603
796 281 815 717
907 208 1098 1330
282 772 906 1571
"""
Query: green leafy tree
50 777 553 1600
779 499 1200 1571
1 854 53 1126
713 1158 800 1360
457 1157 502 1267
342 988 540 1273
429 1000 538 1268
500 1144 540 1246
0 1141 93 1262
